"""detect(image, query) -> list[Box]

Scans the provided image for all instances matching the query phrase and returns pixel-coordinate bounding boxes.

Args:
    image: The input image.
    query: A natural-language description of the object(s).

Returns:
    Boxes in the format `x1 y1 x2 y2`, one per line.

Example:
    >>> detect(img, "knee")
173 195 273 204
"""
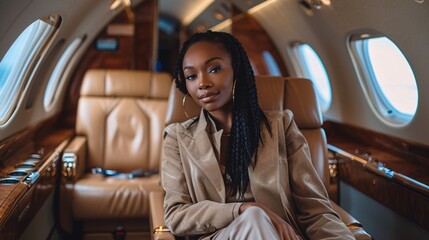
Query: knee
240 206 269 220
229 206 279 239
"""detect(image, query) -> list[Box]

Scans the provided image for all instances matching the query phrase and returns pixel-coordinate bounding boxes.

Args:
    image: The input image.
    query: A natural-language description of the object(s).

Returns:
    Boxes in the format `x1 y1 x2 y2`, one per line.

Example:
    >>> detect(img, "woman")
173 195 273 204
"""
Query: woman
162 31 354 240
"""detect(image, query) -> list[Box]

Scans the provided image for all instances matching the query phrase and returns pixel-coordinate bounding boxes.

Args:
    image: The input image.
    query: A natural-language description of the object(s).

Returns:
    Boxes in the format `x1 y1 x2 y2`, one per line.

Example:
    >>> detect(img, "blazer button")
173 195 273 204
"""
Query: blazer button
205 225 216 232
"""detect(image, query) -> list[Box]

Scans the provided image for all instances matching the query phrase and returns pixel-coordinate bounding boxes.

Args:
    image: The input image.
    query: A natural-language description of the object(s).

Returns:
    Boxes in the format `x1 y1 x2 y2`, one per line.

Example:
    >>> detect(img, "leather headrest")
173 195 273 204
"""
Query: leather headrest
284 77 323 128
165 76 322 129
80 69 171 99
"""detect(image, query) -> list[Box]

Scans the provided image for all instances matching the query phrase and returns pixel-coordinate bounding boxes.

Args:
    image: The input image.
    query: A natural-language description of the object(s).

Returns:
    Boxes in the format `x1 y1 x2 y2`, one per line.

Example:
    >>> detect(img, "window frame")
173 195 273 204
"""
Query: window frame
44 36 85 111
348 33 418 126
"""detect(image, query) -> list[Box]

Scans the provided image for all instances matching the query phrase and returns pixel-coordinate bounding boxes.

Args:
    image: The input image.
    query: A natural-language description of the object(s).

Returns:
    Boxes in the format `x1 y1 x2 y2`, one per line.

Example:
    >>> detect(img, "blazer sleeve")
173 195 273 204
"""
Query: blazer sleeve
162 124 242 237
283 110 355 240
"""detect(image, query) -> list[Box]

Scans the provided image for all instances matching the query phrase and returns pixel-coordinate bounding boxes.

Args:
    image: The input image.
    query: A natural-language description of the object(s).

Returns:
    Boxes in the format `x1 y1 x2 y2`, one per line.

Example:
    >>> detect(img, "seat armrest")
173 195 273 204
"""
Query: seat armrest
330 200 372 240
149 191 175 240
59 136 87 233
62 136 87 184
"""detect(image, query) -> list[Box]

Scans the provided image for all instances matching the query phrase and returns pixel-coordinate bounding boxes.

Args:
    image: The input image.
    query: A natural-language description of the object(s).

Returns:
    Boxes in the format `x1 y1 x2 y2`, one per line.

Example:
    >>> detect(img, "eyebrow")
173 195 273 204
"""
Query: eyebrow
183 57 223 71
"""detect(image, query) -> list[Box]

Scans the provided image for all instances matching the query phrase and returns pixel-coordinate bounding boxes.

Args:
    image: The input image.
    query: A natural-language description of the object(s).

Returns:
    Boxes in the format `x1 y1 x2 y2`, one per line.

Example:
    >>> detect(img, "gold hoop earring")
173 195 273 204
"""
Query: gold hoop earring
232 80 236 103
182 93 191 119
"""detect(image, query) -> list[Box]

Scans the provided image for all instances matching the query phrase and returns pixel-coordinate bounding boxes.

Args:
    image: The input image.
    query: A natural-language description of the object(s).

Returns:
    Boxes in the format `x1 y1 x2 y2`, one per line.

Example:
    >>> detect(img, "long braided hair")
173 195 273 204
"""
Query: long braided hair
173 31 271 198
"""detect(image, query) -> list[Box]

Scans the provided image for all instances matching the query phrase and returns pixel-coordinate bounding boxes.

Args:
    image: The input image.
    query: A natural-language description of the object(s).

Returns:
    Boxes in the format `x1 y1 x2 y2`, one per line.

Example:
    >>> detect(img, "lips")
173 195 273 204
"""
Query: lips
199 92 218 103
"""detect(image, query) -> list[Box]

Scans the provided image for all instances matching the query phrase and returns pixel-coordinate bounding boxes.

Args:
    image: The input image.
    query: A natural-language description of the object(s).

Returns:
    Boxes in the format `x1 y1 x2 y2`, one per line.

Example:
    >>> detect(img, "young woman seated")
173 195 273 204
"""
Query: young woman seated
162 30 355 240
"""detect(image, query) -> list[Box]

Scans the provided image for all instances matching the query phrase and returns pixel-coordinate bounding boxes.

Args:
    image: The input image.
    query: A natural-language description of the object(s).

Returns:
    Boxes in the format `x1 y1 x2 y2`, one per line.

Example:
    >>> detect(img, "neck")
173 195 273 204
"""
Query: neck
213 114 232 134
208 111 233 135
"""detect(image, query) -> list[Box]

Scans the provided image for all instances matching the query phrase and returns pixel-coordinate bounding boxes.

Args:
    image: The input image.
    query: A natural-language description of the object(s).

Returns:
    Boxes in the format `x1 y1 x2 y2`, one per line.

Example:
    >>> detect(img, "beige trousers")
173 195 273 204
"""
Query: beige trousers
207 206 280 240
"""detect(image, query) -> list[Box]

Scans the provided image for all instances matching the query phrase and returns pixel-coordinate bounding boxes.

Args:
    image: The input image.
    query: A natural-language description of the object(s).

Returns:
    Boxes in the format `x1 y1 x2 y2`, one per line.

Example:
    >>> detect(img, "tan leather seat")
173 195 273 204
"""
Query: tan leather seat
150 76 371 240
60 69 171 239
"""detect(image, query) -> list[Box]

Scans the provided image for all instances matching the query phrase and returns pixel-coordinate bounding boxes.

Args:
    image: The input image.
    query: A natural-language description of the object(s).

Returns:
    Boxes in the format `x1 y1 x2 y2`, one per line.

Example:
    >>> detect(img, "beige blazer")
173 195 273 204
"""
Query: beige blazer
162 109 354 240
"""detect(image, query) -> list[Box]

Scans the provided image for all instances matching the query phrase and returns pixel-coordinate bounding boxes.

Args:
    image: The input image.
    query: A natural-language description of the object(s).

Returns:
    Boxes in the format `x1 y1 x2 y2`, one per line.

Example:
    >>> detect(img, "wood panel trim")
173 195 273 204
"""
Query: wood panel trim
330 147 429 231
324 120 429 231
324 121 429 167
231 12 289 76
0 115 74 236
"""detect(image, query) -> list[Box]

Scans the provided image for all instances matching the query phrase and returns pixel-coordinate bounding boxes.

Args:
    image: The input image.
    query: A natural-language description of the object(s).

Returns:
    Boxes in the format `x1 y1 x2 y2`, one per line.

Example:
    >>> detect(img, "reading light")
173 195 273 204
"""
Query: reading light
110 0 131 11
320 0 331 6
213 12 225 21
110 0 134 22
299 0 331 11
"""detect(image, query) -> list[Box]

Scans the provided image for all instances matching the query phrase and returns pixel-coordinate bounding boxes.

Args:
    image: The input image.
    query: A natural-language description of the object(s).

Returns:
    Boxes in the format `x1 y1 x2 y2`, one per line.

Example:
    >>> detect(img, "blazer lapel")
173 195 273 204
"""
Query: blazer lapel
248 114 291 220
249 112 300 230
181 110 226 201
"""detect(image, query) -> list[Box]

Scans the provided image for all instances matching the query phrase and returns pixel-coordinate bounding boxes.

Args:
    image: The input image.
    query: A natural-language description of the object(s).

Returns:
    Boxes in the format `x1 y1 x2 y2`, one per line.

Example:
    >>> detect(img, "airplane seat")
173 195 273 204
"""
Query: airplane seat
60 69 171 239
149 76 372 240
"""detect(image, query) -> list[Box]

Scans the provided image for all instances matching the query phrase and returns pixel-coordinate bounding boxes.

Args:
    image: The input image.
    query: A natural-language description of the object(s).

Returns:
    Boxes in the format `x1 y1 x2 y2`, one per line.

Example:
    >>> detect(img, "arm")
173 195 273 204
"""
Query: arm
284 111 355 240
162 124 241 236
149 191 175 240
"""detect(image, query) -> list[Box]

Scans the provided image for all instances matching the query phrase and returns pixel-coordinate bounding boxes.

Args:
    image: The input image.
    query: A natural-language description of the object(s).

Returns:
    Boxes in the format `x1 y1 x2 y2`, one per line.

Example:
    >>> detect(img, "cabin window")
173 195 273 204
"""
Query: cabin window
262 51 281 76
0 16 60 124
292 43 332 113
349 35 418 126
44 37 84 110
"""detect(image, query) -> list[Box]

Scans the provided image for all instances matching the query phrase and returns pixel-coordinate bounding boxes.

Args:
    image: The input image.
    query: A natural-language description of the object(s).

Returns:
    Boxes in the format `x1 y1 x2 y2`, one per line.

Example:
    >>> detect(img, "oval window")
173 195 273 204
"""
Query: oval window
292 43 332 113
262 51 281 76
0 16 60 124
44 37 84 110
350 34 418 126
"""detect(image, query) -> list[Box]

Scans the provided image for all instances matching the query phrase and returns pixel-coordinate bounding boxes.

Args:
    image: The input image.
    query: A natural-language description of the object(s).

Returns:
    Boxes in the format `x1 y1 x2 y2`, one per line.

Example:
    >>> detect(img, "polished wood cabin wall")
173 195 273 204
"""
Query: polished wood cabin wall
231 11 288 76
62 0 158 128
324 121 429 231
0 116 73 238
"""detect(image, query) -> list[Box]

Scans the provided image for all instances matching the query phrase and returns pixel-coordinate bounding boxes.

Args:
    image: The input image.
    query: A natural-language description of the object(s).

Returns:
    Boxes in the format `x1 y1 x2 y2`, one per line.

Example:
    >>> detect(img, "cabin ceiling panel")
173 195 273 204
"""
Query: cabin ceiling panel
159 0 214 25
185 0 268 33
0 0 31 41
0 0 31 58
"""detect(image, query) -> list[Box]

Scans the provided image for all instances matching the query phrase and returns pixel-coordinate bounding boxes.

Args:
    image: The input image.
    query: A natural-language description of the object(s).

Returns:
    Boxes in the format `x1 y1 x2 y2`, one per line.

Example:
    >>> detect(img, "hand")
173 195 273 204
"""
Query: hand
239 202 301 240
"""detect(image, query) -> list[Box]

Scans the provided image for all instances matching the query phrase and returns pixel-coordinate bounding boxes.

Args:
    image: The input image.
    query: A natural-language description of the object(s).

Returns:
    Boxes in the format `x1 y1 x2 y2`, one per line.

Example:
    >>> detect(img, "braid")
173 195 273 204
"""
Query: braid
173 31 271 198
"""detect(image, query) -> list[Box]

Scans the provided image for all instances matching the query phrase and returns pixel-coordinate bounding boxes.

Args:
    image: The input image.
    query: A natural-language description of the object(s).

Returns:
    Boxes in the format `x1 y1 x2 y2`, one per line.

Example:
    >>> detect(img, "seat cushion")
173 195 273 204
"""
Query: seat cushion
72 174 162 219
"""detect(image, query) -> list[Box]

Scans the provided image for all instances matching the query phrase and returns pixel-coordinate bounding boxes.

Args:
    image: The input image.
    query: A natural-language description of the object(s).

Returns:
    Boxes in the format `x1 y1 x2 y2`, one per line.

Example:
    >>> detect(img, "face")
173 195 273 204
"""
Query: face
182 41 234 114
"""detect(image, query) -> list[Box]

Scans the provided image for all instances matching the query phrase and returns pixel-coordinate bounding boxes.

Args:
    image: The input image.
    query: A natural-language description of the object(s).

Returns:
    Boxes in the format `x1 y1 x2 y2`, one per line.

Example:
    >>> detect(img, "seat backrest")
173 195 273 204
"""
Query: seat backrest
76 69 171 172
165 76 329 188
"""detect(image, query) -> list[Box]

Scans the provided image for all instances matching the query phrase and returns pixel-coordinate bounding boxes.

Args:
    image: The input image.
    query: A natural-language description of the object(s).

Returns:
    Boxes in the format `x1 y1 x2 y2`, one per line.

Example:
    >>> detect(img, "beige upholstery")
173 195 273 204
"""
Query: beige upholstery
150 76 371 240
77 69 170 172
61 69 171 238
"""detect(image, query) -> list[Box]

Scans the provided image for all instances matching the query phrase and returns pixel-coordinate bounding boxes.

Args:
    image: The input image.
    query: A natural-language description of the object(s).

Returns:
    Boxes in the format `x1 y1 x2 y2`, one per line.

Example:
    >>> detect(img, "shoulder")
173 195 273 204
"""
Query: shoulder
264 109 294 126
163 117 198 138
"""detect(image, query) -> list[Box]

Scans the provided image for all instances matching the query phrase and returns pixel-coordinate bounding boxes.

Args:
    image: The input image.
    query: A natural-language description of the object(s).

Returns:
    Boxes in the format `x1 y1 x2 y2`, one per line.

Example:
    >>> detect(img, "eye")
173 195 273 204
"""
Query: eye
185 74 197 81
209 66 221 74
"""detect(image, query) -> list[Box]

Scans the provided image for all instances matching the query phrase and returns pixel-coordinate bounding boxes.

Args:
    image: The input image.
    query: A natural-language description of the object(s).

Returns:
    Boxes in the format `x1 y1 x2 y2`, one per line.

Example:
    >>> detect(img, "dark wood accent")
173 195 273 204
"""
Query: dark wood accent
231 11 288 76
324 121 429 184
0 116 58 166
158 15 180 75
324 120 429 231
0 182 26 221
336 153 429 231
0 116 73 238
134 0 157 70
61 0 158 128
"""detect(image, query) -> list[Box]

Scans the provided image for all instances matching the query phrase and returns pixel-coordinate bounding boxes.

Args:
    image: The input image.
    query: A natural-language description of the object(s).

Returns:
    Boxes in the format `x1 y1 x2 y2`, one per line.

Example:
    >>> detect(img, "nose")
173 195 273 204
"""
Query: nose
198 75 212 89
